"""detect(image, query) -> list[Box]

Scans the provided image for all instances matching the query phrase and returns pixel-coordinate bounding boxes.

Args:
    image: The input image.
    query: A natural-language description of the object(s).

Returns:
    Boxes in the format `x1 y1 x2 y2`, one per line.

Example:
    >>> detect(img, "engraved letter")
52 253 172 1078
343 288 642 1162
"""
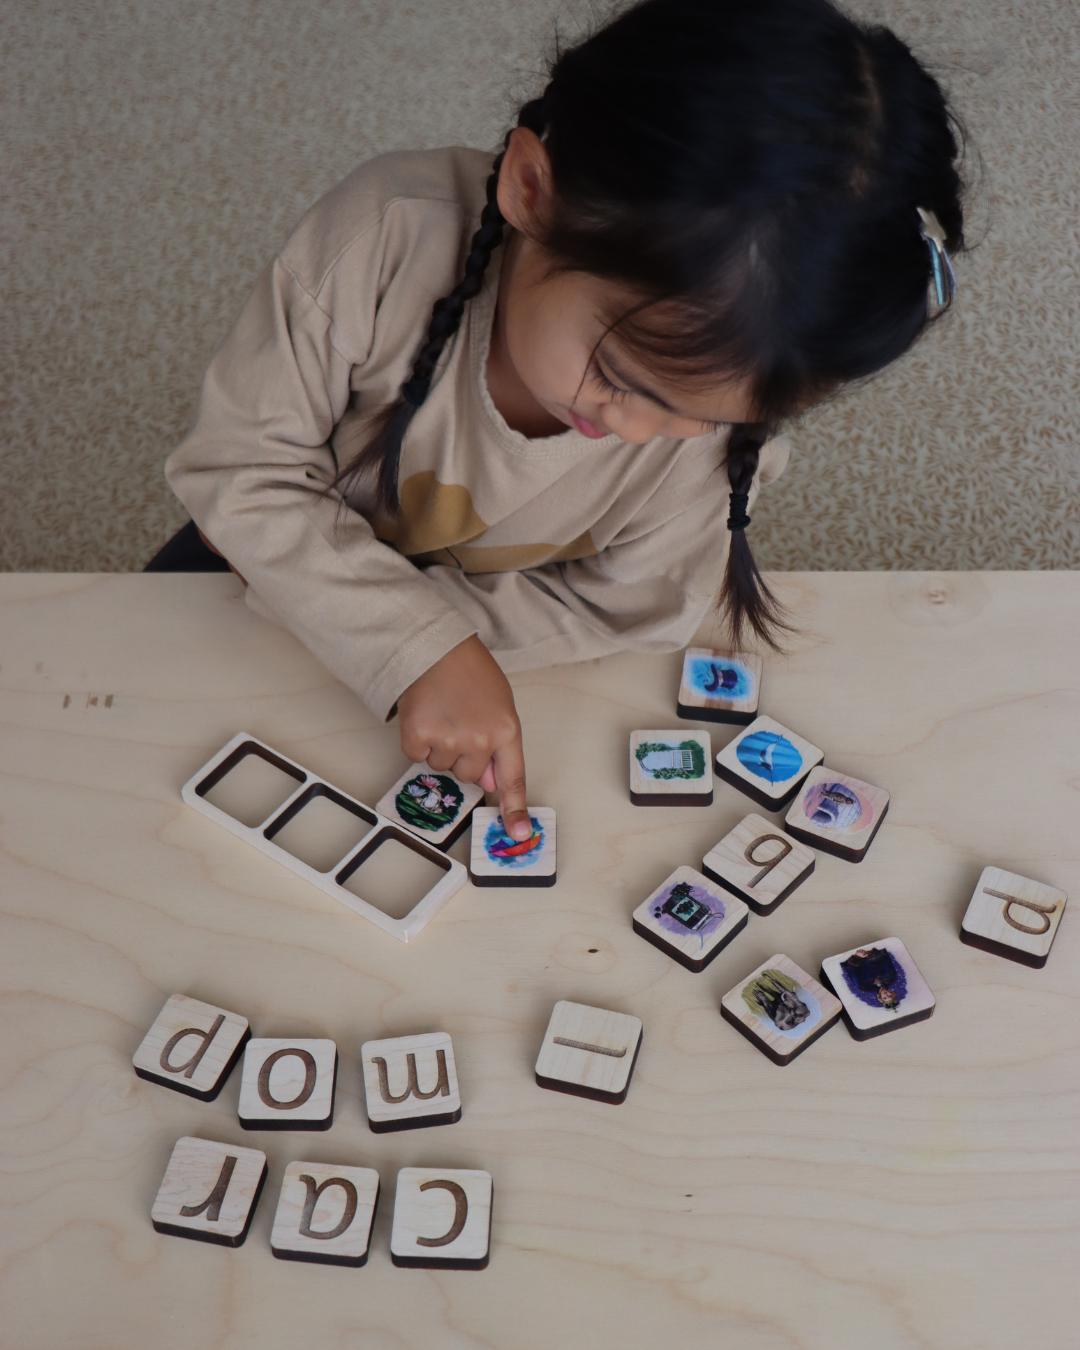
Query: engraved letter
160 1014 226 1079
179 1154 237 1221
416 1179 467 1248
552 1036 626 1058
986 887 1060 936
298 1174 357 1241
373 1049 450 1104
745 834 792 889
257 1047 317 1110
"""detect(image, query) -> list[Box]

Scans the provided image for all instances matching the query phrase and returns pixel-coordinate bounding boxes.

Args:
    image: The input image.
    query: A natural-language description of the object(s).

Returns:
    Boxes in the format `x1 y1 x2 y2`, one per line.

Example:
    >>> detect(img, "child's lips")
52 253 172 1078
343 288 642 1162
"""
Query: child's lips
569 409 608 438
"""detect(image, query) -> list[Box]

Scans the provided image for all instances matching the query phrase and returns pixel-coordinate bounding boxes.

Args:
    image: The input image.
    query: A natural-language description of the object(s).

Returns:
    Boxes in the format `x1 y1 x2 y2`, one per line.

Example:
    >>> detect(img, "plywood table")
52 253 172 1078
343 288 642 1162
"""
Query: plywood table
1 572 1077 1349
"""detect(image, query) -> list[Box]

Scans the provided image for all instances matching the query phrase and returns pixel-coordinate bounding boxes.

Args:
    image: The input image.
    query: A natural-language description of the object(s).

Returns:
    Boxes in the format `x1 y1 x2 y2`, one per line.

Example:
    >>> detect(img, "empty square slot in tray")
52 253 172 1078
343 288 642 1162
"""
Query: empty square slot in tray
335 827 451 921
264 783 378 873
196 740 306 828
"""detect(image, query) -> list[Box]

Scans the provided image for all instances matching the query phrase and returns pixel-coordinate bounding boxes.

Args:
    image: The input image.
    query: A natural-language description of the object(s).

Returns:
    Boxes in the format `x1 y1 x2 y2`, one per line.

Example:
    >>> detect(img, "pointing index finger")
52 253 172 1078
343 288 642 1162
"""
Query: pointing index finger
492 735 530 841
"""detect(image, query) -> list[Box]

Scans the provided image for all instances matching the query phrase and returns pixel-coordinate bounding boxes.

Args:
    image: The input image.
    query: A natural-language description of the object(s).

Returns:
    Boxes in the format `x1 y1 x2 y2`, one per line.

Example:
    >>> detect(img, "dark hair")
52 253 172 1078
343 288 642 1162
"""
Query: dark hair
320 0 977 653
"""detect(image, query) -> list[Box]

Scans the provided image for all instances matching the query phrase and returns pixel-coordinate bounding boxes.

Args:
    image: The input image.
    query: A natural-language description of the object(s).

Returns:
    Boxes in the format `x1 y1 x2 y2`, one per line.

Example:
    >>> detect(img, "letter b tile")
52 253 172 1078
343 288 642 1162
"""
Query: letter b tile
360 1032 461 1132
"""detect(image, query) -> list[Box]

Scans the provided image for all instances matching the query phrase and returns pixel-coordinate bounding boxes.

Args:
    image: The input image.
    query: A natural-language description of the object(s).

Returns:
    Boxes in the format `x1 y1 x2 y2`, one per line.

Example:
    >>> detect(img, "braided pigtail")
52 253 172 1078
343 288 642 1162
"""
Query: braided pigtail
322 92 552 522
720 424 798 653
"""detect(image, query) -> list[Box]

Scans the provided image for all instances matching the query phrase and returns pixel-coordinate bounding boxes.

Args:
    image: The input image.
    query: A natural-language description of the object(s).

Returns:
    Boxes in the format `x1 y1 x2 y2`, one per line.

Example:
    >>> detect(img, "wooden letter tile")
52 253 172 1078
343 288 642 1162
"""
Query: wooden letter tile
238 1038 338 1131
468 806 557 887
376 763 484 849
713 715 824 811
151 1135 268 1247
360 1031 462 1132
270 1160 380 1266
132 993 250 1101
960 866 1068 968
720 954 841 1065
783 765 890 862
677 647 762 724
632 865 749 971
702 813 816 915
390 1167 493 1269
820 936 935 1040
629 730 713 806
535 1000 643 1103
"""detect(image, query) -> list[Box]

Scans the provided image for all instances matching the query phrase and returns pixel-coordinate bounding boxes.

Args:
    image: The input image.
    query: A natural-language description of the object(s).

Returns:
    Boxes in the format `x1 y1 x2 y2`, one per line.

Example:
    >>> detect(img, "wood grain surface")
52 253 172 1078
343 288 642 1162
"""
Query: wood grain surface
0 572 1077 1349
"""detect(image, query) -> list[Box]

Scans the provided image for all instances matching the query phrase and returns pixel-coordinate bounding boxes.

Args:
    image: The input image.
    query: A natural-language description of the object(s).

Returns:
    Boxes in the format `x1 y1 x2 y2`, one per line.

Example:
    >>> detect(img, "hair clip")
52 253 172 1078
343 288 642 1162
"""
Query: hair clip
916 206 958 312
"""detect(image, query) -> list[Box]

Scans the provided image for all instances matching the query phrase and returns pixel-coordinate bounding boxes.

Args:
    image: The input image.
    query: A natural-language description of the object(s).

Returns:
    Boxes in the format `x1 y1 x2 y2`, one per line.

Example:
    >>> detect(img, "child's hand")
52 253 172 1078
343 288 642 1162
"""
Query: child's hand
396 635 532 841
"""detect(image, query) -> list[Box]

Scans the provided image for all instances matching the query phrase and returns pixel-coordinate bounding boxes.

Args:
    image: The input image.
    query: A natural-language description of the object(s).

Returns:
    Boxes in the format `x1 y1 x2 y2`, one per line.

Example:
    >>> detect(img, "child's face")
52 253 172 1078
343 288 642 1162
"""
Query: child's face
494 130 759 443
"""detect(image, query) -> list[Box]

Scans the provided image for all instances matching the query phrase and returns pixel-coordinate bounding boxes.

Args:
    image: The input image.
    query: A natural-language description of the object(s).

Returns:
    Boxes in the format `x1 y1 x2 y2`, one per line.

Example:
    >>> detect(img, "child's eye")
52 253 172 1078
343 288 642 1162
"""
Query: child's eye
589 360 631 404
588 359 730 434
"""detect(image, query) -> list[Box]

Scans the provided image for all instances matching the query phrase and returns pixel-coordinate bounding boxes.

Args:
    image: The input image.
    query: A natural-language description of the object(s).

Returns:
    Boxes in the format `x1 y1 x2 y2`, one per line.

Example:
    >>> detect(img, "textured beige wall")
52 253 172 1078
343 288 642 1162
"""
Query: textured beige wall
3 0 1077 571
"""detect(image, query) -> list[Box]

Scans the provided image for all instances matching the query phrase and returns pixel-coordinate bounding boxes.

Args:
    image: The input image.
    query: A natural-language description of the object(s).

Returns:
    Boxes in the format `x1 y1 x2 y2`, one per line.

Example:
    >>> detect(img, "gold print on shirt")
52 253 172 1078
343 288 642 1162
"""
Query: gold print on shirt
373 472 488 555
373 471 597 573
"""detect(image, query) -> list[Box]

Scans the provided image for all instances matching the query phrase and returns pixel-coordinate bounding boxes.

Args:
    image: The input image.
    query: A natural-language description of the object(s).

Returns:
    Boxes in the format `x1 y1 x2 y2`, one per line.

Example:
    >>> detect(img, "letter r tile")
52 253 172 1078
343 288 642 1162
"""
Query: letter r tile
151 1136 268 1247
360 1032 461 1132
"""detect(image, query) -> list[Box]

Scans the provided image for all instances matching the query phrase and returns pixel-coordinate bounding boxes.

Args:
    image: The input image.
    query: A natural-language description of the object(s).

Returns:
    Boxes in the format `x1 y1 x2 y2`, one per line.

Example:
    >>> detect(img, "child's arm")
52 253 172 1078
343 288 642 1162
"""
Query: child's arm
163 251 540 830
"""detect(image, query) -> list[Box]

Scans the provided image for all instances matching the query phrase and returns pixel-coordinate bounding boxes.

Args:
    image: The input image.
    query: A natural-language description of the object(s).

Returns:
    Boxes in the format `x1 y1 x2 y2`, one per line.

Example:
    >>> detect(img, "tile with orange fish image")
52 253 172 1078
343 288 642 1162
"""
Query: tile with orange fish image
468 807 557 887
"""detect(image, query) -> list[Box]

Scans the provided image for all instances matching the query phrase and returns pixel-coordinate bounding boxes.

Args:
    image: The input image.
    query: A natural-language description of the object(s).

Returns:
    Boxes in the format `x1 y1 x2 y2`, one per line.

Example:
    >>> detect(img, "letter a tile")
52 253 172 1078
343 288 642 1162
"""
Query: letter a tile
360 1032 461 1132
270 1161 380 1266
151 1135 268 1247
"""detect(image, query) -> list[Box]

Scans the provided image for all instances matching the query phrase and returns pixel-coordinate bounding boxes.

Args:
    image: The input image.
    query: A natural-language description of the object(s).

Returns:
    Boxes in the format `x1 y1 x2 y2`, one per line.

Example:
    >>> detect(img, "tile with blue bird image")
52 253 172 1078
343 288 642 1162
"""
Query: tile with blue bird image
714 714 824 811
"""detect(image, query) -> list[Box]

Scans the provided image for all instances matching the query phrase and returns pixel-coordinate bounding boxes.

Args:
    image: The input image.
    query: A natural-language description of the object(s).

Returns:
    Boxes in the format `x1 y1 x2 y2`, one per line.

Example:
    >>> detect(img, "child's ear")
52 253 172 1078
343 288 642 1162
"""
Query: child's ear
496 128 555 241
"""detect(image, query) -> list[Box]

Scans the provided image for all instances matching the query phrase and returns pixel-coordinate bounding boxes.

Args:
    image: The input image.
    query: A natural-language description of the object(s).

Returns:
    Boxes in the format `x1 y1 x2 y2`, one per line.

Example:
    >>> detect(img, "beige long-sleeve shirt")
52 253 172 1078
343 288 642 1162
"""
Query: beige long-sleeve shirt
164 144 793 723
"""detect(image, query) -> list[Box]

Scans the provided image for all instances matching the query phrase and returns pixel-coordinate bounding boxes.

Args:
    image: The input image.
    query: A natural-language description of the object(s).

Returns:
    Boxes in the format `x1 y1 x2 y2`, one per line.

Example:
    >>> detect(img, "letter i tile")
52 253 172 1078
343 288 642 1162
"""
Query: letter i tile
534 1000 643 1103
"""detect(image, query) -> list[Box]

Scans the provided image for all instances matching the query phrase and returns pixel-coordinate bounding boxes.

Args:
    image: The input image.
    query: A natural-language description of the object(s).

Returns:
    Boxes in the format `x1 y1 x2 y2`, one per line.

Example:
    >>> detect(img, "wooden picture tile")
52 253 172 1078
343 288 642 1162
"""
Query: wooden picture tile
629 730 713 806
702 813 816 915
270 1160 380 1266
375 763 484 849
360 1031 462 1132
238 1038 338 1131
820 937 935 1039
960 866 1068 968
632 865 749 972
535 1000 643 1103
783 765 890 862
713 715 824 811
390 1167 493 1269
720 954 841 1065
469 806 557 887
677 647 762 724
151 1135 268 1247
132 993 250 1101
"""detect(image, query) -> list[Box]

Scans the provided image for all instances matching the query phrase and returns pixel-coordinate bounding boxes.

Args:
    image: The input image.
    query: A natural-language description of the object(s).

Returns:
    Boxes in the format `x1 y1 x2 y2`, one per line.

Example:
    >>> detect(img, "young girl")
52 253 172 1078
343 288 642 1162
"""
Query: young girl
152 0 970 844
